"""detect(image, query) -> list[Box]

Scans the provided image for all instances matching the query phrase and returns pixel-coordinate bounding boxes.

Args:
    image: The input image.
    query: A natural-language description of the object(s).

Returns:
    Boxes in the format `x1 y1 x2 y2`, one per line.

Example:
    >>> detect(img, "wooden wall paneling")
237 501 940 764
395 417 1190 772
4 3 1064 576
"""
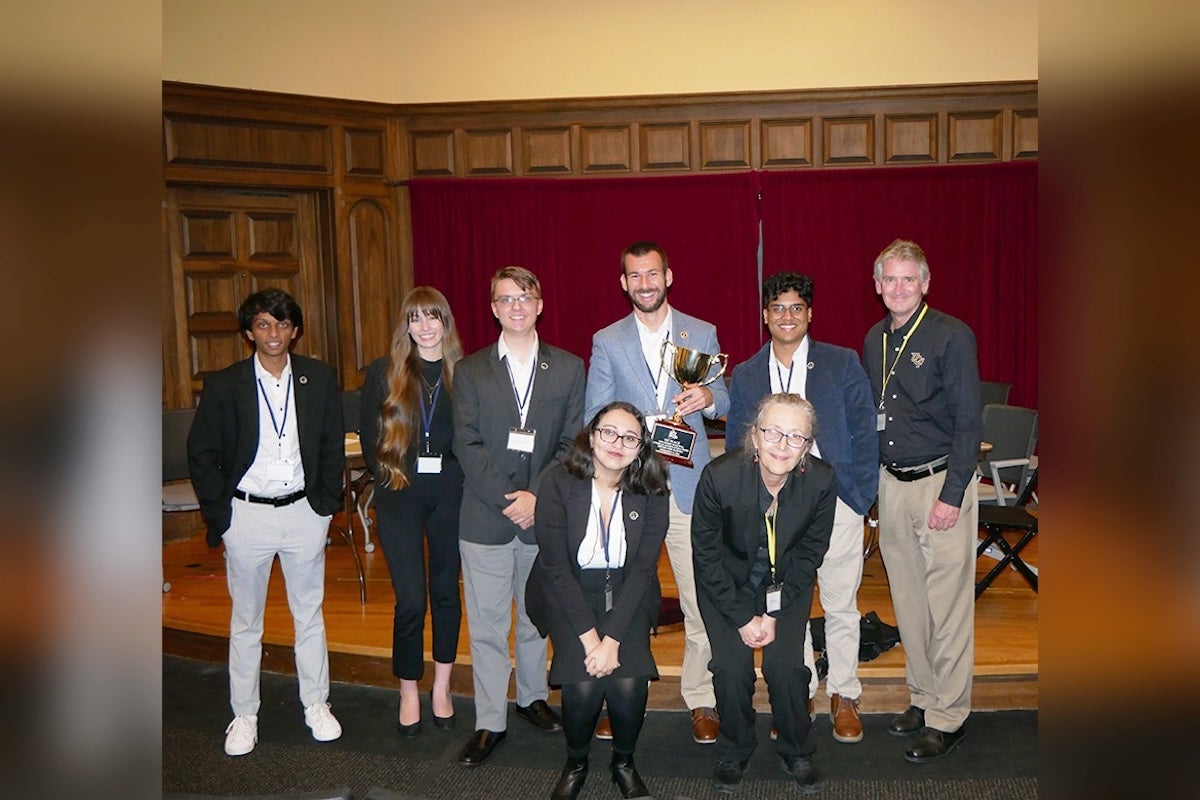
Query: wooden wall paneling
344 127 386 177
523 126 573 174
164 114 331 172
761 118 813 168
822 115 875 166
582 125 633 173
1013 110 1038 159
339 198 393 384
884 113 938 164
640 122 690 171
464 128 514 175
411 130 455 176
699 120 752 170
949 110 1003 162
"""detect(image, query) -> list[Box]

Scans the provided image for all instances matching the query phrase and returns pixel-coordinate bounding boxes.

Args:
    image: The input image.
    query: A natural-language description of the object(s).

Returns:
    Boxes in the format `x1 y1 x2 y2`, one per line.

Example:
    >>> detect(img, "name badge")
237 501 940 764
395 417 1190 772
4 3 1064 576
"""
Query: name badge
417 455 442 474
644 413 666 434
766 584 782 614
265 461 295 481
876 412 887 432
507 428 536 453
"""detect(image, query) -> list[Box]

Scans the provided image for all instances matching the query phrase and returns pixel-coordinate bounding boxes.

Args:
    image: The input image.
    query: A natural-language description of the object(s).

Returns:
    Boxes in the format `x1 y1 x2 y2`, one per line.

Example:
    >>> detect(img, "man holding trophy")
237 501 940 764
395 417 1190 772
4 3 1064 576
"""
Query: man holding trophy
585 240 730 746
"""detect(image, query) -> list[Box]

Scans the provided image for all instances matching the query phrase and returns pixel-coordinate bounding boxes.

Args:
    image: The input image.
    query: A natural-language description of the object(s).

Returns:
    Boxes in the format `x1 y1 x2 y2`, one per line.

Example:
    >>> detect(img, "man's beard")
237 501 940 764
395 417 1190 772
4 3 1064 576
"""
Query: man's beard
630 289 665 314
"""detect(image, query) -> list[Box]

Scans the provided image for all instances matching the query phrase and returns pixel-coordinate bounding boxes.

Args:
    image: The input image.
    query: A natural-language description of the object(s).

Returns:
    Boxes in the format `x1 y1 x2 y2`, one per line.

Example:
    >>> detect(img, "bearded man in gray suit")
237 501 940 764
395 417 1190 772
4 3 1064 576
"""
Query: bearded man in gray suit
585 241 730 745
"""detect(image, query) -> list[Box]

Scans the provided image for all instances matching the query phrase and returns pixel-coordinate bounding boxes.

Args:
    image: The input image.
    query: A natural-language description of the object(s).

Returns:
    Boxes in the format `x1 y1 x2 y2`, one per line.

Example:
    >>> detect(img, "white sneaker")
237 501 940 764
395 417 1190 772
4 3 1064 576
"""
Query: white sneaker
224 714 257 756
304 702 342 742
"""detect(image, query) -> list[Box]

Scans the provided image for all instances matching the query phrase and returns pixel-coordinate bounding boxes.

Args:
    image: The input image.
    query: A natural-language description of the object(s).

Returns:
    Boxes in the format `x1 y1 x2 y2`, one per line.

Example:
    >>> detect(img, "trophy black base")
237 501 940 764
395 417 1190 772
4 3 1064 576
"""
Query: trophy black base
650 417 697 469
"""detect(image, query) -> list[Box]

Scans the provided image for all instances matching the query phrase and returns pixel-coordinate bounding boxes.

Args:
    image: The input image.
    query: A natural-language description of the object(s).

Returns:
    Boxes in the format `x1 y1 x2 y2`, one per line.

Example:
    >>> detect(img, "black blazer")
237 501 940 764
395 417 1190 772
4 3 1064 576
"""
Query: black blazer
526 464 668 643
691 447 836 632
453 340 585 545
187 354 345 547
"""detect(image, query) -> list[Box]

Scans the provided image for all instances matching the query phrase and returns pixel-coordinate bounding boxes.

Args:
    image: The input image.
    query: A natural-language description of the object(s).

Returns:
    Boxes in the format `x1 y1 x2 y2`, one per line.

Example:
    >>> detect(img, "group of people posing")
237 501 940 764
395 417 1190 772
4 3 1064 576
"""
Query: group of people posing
187 237 982 797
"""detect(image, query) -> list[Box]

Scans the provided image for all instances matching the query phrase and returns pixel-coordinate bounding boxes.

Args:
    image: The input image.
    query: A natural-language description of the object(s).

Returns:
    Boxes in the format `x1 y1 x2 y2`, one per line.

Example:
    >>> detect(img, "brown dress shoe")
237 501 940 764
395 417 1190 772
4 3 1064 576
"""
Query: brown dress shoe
691 707 719 744
595 714 613 740
770 697 814 741
831 693 863 743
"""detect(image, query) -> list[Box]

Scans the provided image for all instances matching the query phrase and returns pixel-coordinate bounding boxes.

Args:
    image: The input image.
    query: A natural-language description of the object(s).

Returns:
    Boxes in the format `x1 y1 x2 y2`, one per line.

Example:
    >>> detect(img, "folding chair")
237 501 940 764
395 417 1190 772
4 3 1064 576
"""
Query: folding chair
342 389 376 553
976 467 1038 598
978 403 1037 506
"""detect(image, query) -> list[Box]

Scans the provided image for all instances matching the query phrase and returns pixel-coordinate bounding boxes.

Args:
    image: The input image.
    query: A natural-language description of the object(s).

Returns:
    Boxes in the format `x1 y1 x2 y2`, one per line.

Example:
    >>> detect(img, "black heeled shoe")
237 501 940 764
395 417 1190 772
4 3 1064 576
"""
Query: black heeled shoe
550 755 588 800
611 753 650 798
397 695 421 739
430 689 455 730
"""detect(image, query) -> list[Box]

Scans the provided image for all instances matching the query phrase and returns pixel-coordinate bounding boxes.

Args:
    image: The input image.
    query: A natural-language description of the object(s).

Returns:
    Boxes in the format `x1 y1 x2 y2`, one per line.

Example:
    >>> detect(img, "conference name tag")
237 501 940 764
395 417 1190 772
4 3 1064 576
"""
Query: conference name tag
417 455 442 474
265 461 296 481
766 584 782 614
876 412 887 432
507 428 536 453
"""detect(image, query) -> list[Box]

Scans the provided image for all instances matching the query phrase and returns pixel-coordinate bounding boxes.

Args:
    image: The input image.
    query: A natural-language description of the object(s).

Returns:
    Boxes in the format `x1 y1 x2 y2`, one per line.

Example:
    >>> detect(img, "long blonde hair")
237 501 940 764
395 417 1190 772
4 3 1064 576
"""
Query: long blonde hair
375 287 463 489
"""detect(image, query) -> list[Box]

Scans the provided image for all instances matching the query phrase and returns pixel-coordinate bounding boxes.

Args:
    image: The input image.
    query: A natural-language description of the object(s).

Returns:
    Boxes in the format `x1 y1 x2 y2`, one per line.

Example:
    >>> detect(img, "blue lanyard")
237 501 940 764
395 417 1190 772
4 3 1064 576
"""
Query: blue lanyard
504 355 536 422
256 376 290 441
595 489 623 568
418 375 443 450
775 359 795 393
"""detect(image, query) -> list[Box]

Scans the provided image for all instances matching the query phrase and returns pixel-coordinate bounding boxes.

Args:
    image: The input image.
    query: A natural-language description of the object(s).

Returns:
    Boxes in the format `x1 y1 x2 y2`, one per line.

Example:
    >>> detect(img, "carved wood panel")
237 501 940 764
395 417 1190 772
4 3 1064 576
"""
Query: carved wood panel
949 111 1003 162
1013 110 1038 159
582 125 632 173
165 189 326 405
885 114 938 164
823 116 875 166
761 118 812 167
164 115 331 172
523 127 572 174
641 123 690 171
700 121 751 170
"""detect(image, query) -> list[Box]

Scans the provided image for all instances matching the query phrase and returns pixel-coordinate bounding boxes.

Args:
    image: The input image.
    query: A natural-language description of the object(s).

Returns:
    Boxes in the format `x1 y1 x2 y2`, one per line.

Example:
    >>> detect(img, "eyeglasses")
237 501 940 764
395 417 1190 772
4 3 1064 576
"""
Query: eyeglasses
595 427 642 449
757 426 812 449
767 303 808 318
493 294 540 307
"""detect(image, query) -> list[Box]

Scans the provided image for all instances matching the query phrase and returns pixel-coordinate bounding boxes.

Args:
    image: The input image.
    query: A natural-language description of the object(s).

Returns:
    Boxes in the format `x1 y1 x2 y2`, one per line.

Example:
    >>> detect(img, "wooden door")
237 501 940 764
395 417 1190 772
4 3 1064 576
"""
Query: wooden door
164 188 327 407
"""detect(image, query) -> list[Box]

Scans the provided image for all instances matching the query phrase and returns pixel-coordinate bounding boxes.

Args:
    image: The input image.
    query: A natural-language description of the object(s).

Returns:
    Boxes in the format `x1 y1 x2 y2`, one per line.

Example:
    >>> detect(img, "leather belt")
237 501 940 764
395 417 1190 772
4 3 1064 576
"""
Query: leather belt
233 488 307 507
885 460 949 482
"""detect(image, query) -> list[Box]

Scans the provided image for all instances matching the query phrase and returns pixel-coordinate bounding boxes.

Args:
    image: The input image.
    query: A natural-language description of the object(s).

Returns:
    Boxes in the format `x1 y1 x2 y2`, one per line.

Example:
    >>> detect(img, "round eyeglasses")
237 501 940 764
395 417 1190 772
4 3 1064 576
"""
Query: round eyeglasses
595 427 642 449
757 426 812 449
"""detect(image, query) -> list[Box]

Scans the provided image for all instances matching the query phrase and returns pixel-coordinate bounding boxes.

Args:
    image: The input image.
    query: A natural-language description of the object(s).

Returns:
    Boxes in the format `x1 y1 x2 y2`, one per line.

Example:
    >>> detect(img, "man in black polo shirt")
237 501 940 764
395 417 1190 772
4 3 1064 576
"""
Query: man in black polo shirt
862 239 981 763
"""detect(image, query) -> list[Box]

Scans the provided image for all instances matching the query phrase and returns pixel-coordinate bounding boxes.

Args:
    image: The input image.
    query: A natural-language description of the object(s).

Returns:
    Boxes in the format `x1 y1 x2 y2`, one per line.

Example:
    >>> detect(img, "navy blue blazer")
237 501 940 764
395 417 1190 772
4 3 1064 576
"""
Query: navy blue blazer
187 354 345 548
726 339 878 516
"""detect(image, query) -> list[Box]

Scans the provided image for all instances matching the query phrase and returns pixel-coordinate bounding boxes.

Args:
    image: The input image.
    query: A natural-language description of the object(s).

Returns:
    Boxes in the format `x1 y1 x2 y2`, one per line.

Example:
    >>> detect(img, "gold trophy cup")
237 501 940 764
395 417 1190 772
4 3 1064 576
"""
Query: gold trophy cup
651 340 729 468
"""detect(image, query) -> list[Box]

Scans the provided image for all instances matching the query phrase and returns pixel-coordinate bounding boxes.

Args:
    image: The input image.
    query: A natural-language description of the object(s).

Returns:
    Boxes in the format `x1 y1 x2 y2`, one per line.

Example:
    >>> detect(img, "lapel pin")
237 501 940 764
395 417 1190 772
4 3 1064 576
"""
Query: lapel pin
539 362 549 370
807 361 815 370
628 510 639 521
298 375 309 385
680 330 689 341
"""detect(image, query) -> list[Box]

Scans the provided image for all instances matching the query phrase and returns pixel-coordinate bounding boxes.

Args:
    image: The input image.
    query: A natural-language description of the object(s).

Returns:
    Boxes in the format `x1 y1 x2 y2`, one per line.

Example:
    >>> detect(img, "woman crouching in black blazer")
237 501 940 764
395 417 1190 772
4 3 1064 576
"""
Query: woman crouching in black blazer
526 401 670 799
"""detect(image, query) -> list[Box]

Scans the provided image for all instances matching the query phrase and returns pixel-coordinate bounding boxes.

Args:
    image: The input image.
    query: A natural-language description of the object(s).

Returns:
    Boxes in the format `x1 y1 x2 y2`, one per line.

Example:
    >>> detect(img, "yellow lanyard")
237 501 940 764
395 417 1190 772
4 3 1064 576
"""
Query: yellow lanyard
879 304 929 408
764 502 779 585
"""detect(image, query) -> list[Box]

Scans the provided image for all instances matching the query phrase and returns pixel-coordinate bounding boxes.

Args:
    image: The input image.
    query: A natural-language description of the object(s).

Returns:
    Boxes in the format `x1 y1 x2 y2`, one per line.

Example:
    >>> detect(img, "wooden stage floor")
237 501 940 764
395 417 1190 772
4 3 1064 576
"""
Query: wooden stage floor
162 508 1038 713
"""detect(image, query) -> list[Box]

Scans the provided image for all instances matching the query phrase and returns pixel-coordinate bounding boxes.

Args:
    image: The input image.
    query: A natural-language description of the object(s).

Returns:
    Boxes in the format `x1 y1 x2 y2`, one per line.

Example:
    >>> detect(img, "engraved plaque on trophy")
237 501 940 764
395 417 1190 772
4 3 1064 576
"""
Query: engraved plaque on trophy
650 340 729 468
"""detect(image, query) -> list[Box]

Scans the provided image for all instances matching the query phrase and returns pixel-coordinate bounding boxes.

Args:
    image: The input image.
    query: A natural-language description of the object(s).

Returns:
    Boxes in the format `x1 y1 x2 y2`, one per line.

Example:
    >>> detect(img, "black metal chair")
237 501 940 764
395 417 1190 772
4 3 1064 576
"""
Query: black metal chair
162 408 200 593
976 467 1038 598
978 403 1038 506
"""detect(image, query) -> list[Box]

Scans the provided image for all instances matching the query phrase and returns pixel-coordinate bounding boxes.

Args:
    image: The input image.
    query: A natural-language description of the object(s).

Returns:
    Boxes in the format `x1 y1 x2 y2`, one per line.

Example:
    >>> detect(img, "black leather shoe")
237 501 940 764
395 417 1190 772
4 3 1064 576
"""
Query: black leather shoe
888 706 925 736
779 754 822 795
396 719 421 739
904 726 966 763
515 699 563 732
610 753 650 798
711 758 748 794
551 756 589 799
458 729 506 766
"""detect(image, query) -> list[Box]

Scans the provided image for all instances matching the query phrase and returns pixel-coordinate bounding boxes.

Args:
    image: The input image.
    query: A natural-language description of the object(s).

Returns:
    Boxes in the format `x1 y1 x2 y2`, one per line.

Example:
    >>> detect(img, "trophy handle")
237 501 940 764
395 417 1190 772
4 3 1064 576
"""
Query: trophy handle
702 353 729 385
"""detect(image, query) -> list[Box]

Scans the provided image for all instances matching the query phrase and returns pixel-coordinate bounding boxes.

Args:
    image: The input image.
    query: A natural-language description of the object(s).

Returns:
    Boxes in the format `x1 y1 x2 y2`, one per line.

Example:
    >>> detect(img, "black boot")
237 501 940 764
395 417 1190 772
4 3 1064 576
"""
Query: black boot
550 755 588 800
611 752 650 798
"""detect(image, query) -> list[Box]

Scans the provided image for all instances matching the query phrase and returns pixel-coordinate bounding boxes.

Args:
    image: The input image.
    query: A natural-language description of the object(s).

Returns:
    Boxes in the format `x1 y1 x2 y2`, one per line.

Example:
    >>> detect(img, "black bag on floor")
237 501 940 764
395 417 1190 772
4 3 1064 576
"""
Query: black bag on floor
810 610 900 664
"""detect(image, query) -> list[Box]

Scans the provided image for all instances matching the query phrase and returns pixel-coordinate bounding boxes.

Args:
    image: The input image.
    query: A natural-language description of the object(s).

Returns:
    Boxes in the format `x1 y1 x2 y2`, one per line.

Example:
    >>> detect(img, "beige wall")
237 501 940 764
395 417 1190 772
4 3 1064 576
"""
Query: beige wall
163 0 1037 103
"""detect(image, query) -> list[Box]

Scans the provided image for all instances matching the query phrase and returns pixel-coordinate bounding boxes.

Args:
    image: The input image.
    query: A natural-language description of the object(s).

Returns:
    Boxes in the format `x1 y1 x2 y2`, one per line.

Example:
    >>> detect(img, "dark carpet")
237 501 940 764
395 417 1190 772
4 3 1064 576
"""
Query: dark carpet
164 655 1037 799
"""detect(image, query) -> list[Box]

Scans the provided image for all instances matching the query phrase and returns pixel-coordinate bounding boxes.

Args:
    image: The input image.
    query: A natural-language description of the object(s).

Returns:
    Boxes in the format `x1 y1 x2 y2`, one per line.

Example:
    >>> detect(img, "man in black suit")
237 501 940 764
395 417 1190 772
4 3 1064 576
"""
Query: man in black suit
187 288 345 757
453 266 586 766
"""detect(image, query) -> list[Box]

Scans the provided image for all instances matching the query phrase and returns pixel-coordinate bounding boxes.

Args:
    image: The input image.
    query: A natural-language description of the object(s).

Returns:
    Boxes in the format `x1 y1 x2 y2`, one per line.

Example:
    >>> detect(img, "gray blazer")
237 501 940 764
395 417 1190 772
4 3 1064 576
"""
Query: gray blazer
454 339 586 545
585 308 730 514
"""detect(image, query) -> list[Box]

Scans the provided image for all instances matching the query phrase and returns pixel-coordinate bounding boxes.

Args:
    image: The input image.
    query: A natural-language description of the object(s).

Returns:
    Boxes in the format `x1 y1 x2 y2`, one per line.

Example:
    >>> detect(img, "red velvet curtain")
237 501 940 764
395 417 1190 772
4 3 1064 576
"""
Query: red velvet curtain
410 174 762 364
758 162 1038 408
410 161 1037 408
